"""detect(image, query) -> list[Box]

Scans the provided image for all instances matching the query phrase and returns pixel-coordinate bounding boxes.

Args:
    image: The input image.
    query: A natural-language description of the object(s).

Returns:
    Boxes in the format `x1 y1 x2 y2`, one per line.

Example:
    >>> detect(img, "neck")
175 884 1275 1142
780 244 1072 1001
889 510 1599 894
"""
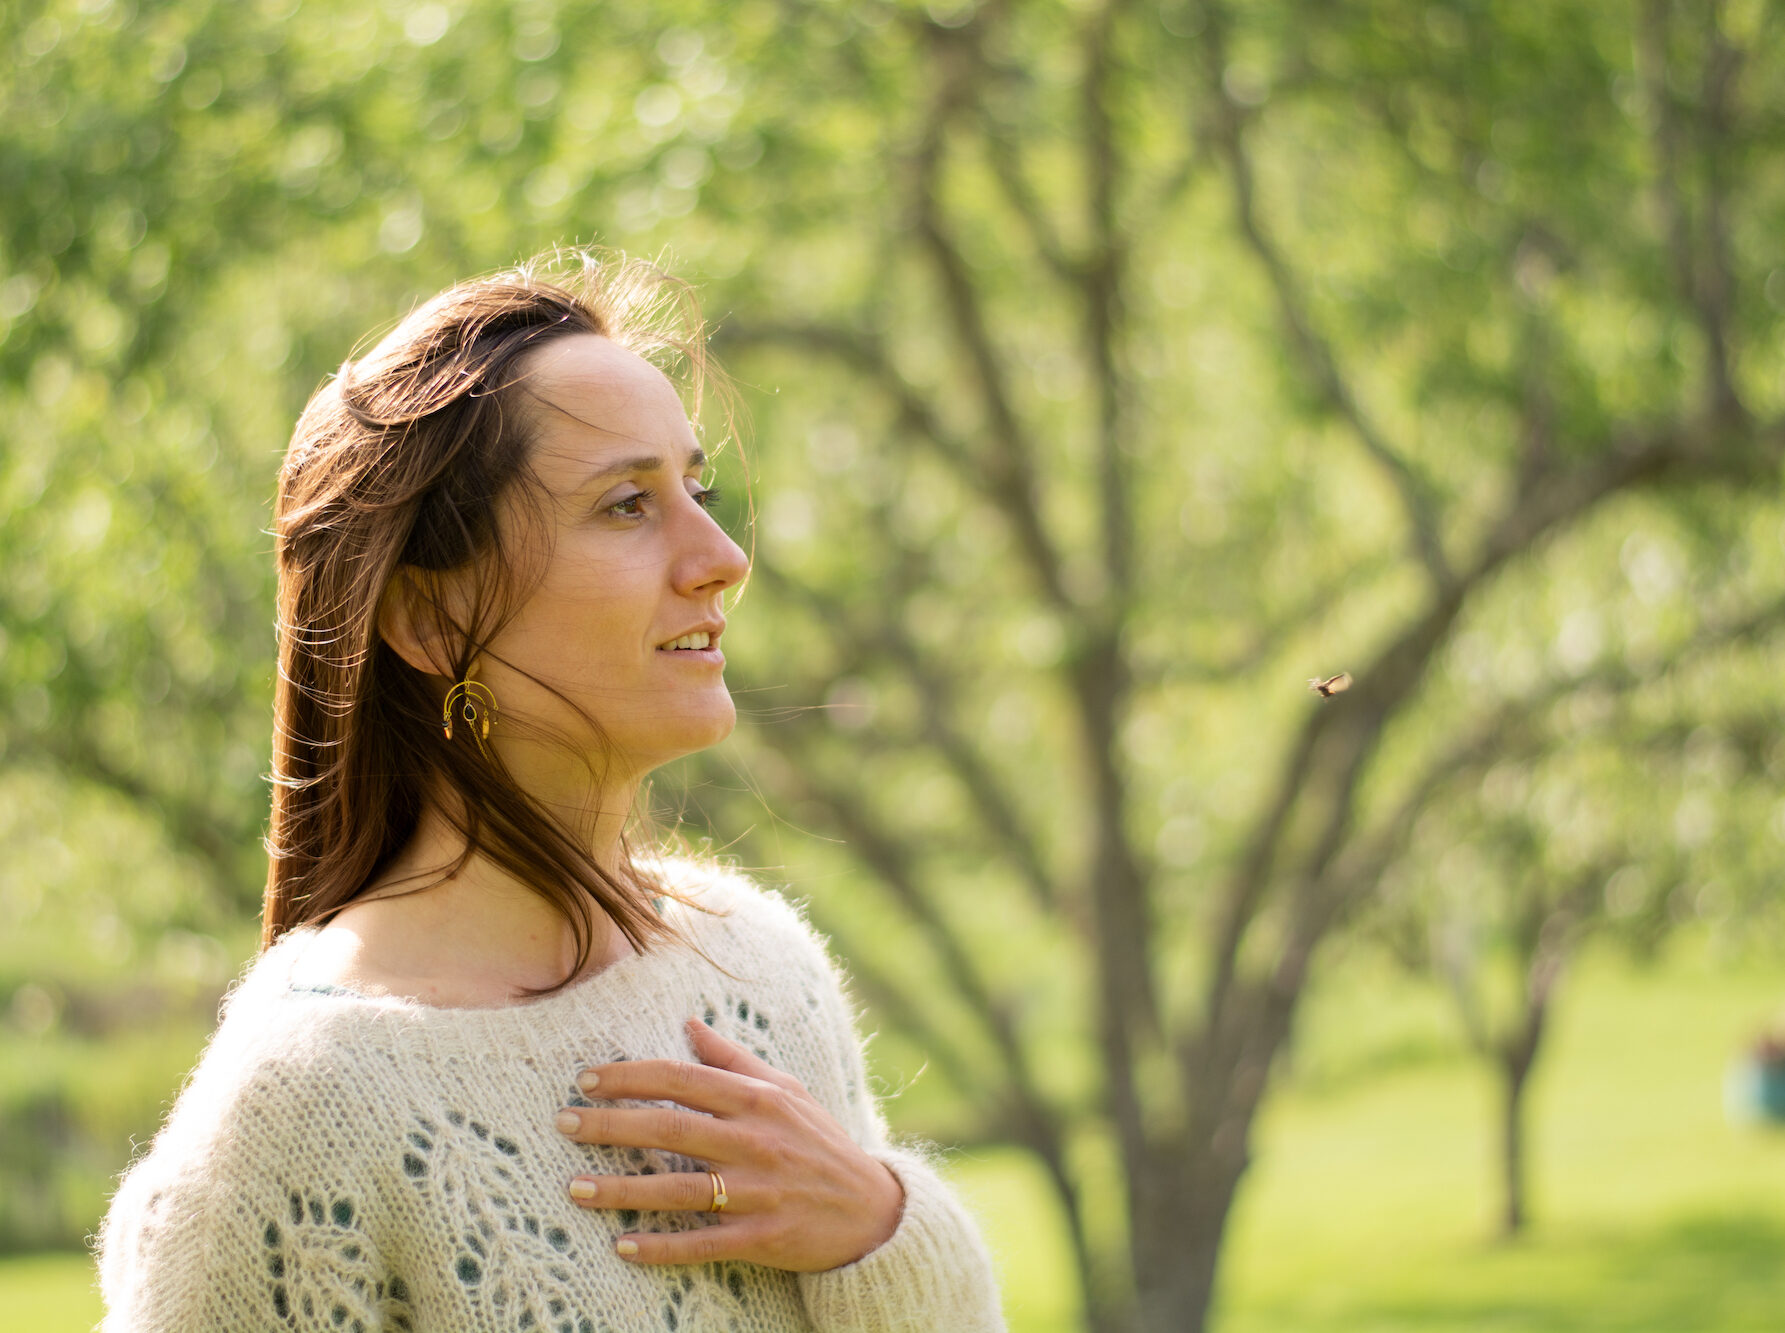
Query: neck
360 775 647 987
491 734 646 872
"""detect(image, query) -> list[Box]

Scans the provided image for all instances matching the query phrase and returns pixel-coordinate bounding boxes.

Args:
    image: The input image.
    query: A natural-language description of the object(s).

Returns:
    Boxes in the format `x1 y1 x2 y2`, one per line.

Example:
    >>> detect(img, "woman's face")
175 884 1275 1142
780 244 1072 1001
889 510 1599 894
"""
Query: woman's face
477 334 750 790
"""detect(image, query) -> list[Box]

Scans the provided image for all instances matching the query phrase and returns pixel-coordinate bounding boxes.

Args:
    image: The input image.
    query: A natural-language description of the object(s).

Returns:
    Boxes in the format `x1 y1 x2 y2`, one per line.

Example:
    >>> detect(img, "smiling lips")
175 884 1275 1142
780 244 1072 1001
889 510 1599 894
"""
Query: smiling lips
655 625 723 658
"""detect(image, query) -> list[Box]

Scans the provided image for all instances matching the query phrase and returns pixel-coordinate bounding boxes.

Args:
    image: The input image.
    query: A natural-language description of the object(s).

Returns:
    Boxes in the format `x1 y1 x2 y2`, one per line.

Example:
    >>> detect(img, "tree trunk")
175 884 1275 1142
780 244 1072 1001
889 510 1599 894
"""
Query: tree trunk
1499 1047 1532 1237
1043 1151 1130 1333
1138 1243 1222 1333
1497 969 1557 1239
1122 1137 1251 1333
1138 1220 1225 1333
1498 910 1570 1238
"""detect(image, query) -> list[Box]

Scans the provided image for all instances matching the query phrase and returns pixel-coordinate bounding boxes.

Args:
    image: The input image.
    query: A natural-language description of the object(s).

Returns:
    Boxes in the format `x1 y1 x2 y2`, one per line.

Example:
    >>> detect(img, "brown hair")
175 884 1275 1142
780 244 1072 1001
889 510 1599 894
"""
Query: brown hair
263 249 738 995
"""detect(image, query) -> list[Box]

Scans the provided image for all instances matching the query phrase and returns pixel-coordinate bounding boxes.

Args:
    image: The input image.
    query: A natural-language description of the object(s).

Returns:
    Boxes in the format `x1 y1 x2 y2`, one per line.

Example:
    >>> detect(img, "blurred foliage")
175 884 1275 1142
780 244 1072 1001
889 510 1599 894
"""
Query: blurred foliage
3 2 1785 1321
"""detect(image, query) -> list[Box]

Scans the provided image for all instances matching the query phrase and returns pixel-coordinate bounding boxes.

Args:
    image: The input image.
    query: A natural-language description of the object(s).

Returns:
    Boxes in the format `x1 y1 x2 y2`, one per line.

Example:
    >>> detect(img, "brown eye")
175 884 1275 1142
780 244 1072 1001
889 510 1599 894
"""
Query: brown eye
607 489 655 518
1307 672 1352 698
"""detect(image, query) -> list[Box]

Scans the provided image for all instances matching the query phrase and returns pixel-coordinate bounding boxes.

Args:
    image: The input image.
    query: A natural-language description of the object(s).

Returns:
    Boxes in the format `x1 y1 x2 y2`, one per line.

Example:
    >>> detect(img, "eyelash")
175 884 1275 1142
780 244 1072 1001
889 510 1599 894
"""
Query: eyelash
607 485 724 519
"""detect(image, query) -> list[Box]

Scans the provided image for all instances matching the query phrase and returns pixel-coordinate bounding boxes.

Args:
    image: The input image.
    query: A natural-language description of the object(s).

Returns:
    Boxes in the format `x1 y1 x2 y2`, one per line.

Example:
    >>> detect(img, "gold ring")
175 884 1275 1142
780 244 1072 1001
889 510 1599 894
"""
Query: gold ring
708 1170 728 1213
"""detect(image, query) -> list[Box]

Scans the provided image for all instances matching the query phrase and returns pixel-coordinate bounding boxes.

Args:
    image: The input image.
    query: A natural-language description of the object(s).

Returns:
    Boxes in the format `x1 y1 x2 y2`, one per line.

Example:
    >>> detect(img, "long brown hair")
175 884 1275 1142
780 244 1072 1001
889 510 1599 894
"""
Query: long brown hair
264 249 738 995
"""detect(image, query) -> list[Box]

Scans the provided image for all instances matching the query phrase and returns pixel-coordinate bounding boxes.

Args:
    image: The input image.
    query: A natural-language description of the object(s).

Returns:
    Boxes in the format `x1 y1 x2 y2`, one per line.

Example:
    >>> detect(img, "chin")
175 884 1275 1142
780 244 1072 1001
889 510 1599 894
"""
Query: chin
648 707 738 766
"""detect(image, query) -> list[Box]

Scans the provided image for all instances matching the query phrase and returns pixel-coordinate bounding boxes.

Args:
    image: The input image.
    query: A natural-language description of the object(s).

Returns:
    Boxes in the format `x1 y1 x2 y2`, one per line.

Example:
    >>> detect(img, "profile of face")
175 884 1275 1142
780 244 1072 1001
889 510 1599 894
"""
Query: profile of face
402 334 750 796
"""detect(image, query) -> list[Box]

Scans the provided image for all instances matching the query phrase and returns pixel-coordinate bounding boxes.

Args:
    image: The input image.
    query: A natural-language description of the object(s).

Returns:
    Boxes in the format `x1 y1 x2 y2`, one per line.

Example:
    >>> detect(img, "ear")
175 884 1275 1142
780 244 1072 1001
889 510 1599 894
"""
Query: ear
376 565 467 679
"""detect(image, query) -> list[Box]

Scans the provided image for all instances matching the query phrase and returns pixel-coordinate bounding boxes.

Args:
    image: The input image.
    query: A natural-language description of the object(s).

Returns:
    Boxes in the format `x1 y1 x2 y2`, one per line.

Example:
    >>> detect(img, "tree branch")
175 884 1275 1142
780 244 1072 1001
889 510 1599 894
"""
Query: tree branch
1636 0 1747 424
1081 0 1135 602
974 99 1079 283
1321 577 1785 940
753 559 1062 913
1196 400 1785 1087
1135 549 1402 688
715 318 1074 610
1194 0 1456 592
745 697 1068 1166
909 31 1078 612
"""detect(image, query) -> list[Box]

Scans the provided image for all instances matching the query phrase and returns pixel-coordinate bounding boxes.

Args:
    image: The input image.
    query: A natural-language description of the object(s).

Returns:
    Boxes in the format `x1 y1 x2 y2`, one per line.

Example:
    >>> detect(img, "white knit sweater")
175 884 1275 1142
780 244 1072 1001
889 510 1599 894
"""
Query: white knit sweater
95 858 1006 1332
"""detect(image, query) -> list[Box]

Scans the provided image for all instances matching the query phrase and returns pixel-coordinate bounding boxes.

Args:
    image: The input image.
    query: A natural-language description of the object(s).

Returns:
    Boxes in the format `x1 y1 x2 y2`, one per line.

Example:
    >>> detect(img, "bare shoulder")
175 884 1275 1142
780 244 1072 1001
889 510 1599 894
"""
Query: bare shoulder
287 899 515 1007
286 900 427 999
286 892 640 1009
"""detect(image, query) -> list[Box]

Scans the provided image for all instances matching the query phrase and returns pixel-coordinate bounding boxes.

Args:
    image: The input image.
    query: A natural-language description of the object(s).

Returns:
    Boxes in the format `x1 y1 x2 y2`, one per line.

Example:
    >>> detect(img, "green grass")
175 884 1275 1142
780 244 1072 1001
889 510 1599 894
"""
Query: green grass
13 934 1785 1332
0 1252 101 1333
950 934 1785 1331
1209 937 1785 1332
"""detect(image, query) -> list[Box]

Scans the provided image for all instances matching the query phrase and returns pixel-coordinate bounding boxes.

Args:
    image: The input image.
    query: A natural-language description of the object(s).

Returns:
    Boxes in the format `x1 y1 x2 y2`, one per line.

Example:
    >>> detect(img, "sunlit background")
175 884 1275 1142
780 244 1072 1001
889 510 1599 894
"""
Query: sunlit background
6 1 1785 1329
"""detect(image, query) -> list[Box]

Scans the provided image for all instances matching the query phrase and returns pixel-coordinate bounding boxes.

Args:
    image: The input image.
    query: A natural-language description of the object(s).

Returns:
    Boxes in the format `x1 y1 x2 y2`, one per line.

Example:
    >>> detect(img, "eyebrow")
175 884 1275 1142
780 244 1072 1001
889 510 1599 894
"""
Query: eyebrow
576 446 708 490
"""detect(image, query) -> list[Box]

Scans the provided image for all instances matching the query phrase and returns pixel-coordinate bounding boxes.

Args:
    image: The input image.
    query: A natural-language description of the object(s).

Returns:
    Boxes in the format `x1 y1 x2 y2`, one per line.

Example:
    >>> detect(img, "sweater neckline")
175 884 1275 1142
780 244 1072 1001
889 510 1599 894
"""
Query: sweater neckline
274 887 699 1028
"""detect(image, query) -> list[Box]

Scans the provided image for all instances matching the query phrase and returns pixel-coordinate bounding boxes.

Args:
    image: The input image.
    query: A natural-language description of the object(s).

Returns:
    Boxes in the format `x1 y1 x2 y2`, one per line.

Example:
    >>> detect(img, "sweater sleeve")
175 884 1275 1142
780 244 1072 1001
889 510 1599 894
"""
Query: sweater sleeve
98 1153 284 1332
96 1038 397 1333
762 892 1006 1333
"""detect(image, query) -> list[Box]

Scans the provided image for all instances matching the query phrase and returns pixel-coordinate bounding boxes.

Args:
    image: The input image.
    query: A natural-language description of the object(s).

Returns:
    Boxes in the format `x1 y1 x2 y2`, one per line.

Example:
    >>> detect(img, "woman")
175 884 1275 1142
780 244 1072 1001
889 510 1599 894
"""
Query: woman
96 252 1005 1331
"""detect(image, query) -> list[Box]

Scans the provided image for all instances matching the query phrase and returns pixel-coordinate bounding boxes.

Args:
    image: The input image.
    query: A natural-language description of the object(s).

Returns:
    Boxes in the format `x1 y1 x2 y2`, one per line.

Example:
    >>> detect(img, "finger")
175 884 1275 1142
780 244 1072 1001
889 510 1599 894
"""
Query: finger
685 1016 806 1094
615 1218 769 1266
568 1171 743 1214
554 1105 740 1162
575 1055 779 1119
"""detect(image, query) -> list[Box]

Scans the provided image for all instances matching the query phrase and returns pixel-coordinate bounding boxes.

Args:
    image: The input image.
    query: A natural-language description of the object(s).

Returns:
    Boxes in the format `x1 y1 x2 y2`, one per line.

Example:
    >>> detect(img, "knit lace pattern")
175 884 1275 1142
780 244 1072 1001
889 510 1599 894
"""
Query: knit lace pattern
94 858 1005 1332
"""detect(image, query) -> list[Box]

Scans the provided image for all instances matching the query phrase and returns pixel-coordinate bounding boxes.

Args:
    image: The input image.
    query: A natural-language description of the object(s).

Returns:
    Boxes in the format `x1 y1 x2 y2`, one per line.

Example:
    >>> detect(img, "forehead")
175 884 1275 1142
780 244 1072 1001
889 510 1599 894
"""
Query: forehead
517 334 696 484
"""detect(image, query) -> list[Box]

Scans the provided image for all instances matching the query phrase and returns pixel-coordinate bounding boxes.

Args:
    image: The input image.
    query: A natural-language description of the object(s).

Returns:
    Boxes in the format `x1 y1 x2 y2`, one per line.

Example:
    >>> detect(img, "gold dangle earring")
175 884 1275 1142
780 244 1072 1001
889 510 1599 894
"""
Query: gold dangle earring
442 663 499 760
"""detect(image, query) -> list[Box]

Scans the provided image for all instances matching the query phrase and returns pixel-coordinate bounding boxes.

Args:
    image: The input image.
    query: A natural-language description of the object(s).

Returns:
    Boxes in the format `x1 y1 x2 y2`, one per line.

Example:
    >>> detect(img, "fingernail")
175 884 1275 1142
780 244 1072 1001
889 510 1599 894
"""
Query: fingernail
554 1111 580 1135
576 1070 601 1094
615 1239 639 1257
569 1178 597 1201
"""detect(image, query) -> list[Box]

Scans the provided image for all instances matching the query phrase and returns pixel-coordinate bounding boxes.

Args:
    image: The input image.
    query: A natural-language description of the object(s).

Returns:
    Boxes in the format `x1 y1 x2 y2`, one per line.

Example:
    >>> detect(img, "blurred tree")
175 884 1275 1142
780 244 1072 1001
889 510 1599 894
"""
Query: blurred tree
1367 586 1785 1238
690 1 1785 1328
5 2 1785 1330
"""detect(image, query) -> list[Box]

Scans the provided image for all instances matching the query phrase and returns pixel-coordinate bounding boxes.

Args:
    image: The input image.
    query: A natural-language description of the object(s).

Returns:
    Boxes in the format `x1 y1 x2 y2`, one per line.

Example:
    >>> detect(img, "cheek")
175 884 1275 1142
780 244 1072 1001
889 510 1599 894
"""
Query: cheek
500 524 669 643
512 570 653 658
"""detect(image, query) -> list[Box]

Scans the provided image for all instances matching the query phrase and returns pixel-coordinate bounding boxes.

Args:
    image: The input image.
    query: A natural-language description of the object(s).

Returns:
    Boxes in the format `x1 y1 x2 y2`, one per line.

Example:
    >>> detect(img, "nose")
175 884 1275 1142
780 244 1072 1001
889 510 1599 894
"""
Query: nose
673 491 751 598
